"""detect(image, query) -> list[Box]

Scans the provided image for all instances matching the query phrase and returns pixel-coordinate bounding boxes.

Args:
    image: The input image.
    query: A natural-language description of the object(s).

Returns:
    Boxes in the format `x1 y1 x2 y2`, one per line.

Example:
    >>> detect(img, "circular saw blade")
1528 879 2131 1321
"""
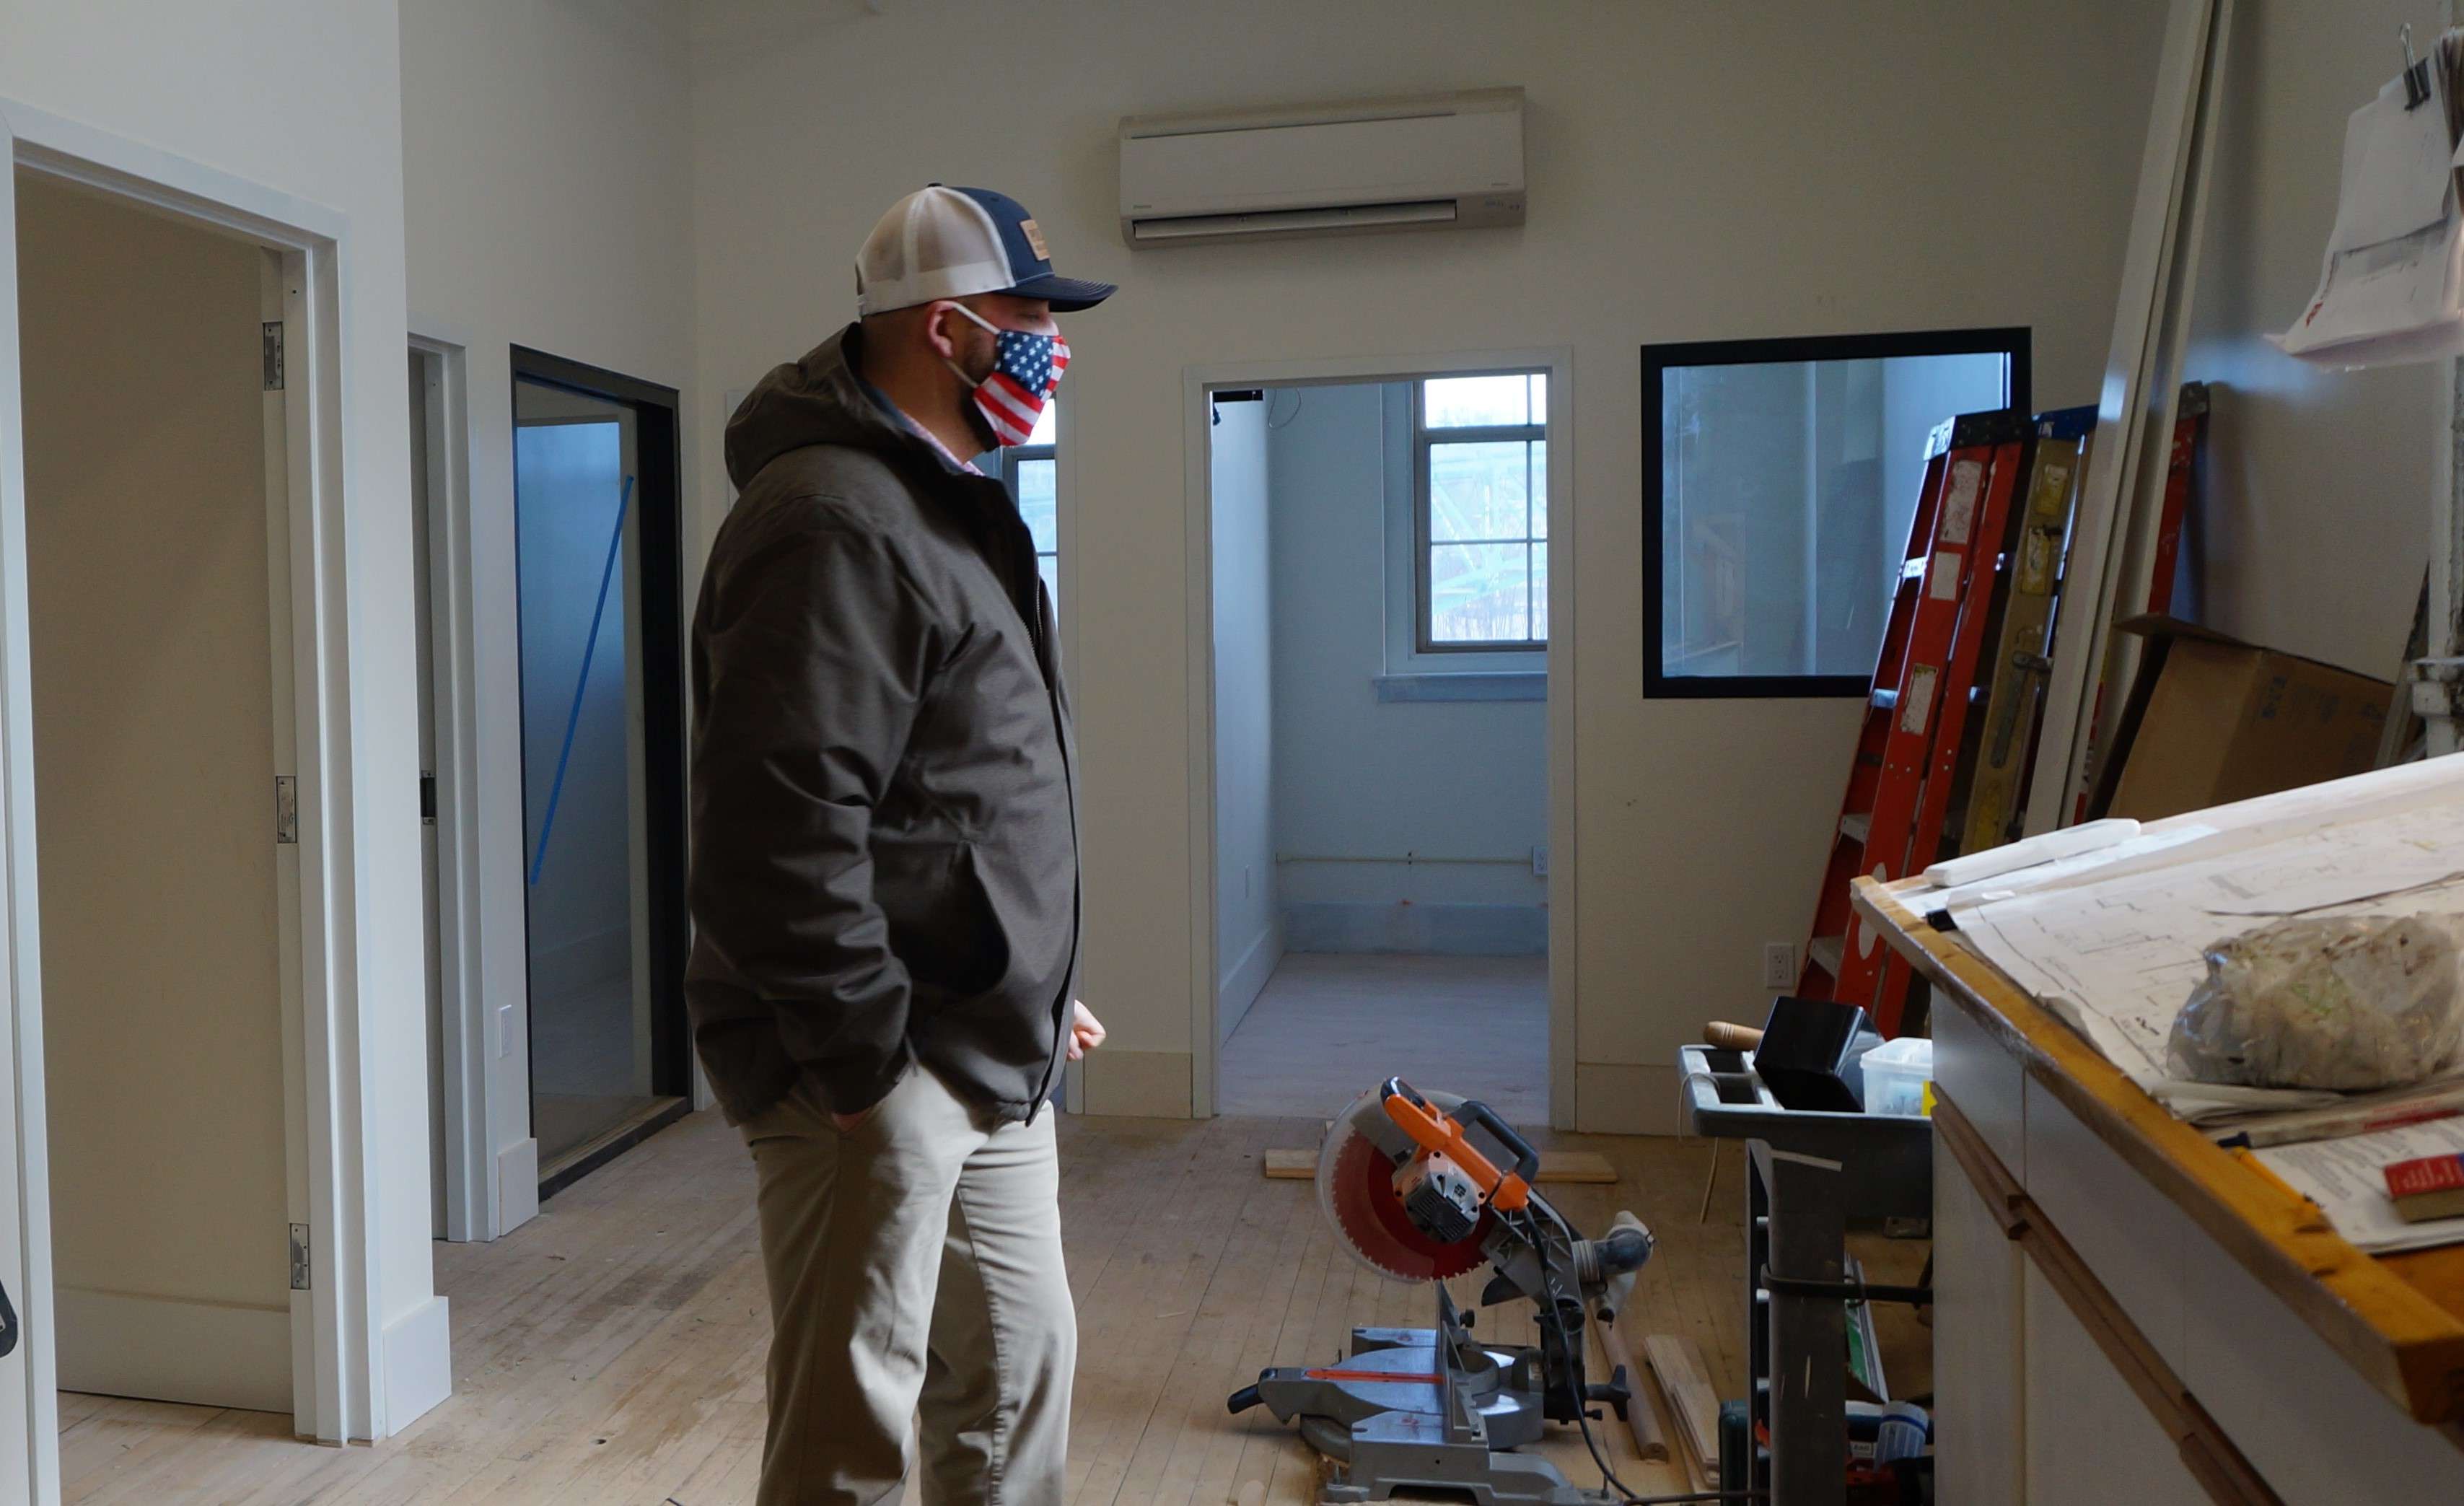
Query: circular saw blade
1318 1091 1494 1283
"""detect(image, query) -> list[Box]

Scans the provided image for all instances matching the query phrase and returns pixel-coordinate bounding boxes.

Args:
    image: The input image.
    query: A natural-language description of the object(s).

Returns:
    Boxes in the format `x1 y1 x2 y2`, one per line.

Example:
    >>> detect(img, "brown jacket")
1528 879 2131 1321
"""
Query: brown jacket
685 324 1079 1124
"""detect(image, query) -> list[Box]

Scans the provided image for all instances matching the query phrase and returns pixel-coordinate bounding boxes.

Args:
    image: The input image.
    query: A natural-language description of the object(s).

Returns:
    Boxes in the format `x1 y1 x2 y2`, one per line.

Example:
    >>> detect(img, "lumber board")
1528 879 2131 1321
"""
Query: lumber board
1642 1332 1722 1486
1262 1147 1618 1184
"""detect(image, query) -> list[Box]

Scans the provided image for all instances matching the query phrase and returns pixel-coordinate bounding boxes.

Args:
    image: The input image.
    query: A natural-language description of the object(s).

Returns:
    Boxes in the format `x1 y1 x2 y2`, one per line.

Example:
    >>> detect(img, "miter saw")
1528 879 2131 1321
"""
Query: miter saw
1229 1079 1659 1505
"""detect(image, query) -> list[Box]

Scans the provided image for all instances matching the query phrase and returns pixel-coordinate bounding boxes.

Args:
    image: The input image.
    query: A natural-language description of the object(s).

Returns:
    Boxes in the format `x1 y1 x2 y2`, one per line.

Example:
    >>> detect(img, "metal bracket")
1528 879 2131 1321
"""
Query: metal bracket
262 321 285 392
274 776 299 845
288 1222 311 1291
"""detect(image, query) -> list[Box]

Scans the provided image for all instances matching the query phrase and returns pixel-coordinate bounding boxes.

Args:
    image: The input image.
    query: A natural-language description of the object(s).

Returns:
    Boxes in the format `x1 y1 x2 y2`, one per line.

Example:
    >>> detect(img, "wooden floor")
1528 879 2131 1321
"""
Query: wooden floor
59 1106 1929 1504
1219 953 1550 1122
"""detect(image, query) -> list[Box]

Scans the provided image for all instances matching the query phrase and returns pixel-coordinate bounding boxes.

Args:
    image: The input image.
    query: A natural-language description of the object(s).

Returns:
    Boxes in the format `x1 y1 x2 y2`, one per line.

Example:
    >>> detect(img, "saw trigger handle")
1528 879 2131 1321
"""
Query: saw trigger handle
1454 1098 1540 1188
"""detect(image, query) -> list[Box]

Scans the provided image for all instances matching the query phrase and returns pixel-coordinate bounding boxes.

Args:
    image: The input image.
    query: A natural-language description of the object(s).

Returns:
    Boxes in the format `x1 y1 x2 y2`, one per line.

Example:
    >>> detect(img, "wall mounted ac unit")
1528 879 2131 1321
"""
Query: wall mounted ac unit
1118 87 1525 248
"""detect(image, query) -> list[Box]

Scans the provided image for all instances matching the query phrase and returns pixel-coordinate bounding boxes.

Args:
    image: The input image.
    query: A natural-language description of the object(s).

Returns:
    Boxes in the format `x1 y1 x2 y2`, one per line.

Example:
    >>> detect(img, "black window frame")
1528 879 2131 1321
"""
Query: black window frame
507 345 693 1200
996 439 1058 592
1415 371 1549 655
1643 327 2031 699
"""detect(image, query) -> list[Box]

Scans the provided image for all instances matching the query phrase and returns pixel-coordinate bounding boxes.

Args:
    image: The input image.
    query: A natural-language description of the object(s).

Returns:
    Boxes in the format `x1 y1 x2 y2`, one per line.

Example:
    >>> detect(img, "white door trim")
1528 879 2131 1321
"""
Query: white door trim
1180 349 1579 1127
409 331 496 1243
0 99 376 1485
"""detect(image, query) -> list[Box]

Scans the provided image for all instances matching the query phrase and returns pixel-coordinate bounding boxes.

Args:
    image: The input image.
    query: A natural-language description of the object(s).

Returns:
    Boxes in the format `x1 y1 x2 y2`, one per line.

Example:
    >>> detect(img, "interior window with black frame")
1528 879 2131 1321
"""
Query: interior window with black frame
1644 328 2030 698
1418 372 1548 650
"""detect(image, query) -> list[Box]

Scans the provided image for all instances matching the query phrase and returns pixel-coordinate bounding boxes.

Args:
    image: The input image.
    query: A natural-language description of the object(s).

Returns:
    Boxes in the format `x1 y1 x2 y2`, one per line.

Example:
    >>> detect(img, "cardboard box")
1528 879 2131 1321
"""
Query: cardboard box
2097 616 2392 822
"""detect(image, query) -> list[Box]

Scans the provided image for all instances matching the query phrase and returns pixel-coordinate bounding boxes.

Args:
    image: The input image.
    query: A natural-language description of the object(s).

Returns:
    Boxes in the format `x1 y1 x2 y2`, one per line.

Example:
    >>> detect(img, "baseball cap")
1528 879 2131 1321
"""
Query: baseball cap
855 184 1116 318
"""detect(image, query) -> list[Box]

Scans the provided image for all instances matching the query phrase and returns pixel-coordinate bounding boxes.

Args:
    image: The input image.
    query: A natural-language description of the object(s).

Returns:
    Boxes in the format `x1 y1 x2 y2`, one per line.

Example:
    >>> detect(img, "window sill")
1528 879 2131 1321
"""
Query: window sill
1374 671 1546 704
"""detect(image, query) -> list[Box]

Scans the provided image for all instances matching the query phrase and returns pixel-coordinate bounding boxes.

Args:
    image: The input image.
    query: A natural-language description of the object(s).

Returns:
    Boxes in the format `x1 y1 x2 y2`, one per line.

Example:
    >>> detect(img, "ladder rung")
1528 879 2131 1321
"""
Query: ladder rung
1871 687 1898 711
1840 813 1871 844
1809 936 1844 977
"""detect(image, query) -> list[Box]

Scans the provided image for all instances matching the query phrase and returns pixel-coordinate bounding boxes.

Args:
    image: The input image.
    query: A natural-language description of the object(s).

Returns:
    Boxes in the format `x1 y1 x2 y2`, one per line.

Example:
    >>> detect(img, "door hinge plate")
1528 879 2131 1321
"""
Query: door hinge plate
289 1223 311 1291
275 775 299 845
262 321 285 392
421 771 437 825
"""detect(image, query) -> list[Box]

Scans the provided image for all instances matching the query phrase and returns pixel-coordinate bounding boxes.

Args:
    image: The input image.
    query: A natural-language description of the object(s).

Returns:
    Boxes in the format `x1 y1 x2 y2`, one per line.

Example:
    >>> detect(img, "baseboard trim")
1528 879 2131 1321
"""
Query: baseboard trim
497 1137 540 1235
1217 922 1283 1044
1281 901 1546 957
1575 1062 1683 1137
54 1287 291 1414
1082 1050 1193 1118
382 1295 453 1435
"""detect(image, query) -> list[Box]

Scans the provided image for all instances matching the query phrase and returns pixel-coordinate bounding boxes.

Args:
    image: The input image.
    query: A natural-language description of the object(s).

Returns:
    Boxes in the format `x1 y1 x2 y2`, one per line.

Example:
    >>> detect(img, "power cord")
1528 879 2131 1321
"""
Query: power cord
1523 1207 1766 1505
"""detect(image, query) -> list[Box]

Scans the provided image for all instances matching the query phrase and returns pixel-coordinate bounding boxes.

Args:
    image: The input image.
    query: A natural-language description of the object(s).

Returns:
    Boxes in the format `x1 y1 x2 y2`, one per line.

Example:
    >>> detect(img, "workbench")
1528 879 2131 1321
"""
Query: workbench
1854 874 2464 1504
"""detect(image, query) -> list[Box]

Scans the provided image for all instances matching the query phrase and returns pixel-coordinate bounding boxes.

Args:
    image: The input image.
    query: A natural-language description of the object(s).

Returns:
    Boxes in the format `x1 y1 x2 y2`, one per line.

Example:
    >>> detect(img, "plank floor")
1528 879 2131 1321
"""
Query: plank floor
59 1106 1929 1504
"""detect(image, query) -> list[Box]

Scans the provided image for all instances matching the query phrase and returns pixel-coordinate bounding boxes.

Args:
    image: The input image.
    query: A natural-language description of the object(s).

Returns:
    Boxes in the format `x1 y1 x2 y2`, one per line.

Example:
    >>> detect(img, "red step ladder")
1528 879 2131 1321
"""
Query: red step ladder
1798 410 2033 1033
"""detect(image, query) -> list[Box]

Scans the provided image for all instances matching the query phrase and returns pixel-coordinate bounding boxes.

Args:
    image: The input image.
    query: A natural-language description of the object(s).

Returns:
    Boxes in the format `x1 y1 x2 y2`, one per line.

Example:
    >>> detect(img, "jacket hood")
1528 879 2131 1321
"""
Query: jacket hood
725 323 959 493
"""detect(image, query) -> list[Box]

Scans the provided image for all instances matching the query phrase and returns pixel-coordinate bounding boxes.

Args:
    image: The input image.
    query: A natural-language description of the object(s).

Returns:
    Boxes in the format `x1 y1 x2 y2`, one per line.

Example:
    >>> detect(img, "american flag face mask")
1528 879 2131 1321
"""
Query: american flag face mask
947 302 1069 450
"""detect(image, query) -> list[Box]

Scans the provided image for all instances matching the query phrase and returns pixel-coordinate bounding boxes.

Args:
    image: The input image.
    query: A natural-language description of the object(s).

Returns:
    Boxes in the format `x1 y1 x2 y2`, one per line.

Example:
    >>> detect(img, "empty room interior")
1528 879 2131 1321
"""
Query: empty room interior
6 1 2464 1503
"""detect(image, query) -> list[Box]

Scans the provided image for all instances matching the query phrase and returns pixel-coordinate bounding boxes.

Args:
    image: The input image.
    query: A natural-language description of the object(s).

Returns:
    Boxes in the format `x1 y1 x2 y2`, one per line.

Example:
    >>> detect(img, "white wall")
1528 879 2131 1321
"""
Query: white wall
1209 397 1276 1040
2183 0 2432 676
689 0 2168 1126
400 0 700 1221
1 0 437 1447
1269 382 1547 948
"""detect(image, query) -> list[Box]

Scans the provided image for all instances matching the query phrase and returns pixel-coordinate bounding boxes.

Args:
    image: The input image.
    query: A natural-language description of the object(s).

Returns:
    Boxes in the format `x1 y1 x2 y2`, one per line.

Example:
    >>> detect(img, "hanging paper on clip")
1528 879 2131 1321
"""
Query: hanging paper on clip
2272 51 2464 369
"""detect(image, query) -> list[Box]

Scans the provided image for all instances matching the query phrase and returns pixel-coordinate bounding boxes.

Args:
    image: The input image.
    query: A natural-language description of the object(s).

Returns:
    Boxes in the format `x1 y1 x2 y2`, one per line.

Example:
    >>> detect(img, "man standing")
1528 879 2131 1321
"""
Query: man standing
686 184 1113 1505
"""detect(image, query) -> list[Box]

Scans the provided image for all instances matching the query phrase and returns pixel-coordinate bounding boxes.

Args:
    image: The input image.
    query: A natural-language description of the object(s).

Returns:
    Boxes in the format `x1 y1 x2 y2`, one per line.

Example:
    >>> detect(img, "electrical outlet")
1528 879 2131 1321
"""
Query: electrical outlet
1531 845 1549 878
1761 942 1797 991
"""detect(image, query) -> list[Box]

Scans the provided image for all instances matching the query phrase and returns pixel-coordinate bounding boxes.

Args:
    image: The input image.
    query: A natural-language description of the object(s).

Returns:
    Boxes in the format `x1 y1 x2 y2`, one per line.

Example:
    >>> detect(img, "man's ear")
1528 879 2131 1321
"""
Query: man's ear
921 300 964 362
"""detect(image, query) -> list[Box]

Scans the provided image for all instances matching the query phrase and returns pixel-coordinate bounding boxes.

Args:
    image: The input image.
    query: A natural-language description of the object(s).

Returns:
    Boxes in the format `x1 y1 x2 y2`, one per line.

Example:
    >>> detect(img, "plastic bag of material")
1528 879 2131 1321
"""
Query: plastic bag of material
2166 914 2464 1092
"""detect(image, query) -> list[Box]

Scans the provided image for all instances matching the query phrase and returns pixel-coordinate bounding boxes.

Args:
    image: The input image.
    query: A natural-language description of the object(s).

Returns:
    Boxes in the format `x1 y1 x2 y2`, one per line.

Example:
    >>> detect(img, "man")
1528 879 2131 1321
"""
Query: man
686 183 1113 1506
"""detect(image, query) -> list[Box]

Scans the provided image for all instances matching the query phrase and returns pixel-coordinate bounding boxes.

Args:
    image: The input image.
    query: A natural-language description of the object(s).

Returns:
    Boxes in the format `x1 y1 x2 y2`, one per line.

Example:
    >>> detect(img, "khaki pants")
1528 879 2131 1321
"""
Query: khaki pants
740 1064 1075 1506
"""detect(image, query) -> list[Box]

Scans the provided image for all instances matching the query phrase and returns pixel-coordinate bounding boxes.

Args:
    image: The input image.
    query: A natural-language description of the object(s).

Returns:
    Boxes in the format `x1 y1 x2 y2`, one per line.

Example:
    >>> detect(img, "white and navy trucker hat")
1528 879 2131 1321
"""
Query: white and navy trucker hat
855 184 1116 318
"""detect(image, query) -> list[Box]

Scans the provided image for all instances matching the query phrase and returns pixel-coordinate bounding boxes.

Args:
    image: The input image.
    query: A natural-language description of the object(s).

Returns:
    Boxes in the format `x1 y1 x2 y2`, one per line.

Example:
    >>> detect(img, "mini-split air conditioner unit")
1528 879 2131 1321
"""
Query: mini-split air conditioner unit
1117 87 1525 248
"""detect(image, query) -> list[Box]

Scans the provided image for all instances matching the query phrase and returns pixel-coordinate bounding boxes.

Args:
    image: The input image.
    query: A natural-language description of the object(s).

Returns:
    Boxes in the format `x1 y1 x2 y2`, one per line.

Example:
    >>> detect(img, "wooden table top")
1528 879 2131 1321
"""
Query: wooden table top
1854 873 2464 1429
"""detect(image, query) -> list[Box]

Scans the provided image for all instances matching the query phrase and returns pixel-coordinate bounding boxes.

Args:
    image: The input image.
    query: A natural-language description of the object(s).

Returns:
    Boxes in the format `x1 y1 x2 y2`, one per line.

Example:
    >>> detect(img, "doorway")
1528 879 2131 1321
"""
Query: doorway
1193 356 1575 1126
508 350 690 1198
14 171 307 1419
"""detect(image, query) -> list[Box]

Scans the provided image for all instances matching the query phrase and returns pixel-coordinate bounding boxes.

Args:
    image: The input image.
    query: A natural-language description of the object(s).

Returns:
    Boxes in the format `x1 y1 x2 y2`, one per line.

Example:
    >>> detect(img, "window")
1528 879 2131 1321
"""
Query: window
1418 373 1548 651
994 400 1059 600
1644 329 2030 698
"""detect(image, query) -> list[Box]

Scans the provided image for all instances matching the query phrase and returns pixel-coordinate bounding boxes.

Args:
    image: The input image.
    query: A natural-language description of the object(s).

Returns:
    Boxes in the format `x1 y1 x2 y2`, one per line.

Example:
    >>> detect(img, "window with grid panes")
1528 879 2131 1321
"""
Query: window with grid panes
1418 374 1546 650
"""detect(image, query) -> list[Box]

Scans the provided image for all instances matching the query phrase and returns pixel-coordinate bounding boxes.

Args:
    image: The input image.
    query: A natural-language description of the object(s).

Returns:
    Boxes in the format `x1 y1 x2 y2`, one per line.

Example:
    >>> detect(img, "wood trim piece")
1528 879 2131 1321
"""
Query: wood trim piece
1936 1097 2284 1506
1859 875 2464 1424
1641 1333 1722 1487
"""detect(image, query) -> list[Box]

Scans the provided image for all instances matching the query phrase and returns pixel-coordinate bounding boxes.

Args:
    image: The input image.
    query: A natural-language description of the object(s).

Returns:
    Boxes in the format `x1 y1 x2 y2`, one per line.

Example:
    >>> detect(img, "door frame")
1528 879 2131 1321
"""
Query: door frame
506 346 693 1200
1180 349 1578 1126
0 100 372 1487
409 331 492 1244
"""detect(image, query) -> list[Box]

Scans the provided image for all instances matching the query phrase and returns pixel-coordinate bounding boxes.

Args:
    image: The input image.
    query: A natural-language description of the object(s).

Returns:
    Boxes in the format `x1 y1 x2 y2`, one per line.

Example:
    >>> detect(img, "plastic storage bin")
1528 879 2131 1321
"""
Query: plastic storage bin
1859 1036 1934 1116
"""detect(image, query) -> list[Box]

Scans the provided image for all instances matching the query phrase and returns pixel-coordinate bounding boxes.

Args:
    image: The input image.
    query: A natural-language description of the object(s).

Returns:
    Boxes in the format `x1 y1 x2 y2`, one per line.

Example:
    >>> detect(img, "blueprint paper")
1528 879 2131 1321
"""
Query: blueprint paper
2257 1117 2464 1253
1945 762 2464 1126
2274 69 2464 367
